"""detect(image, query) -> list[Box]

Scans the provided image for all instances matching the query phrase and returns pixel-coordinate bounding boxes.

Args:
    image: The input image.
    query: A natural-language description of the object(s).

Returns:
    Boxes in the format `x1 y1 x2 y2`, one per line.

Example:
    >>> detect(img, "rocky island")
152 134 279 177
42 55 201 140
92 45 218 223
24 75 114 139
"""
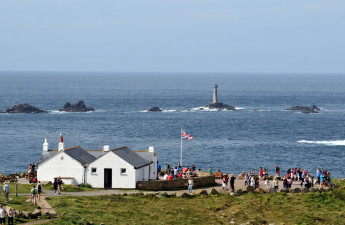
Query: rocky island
148 107 163 112
206 84 238 110
59 99 95 112
285 105 320 114
0 103 47 113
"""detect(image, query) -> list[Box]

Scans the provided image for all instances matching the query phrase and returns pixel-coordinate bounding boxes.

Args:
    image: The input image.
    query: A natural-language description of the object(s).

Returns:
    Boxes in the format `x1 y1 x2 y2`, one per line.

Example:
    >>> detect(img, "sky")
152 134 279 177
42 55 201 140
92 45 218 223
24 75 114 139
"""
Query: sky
0 0 344 73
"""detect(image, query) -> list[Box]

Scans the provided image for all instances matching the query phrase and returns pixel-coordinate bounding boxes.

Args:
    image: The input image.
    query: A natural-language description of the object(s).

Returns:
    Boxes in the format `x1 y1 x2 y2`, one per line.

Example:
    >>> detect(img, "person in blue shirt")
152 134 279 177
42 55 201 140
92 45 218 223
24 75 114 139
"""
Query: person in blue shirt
157 161 161 177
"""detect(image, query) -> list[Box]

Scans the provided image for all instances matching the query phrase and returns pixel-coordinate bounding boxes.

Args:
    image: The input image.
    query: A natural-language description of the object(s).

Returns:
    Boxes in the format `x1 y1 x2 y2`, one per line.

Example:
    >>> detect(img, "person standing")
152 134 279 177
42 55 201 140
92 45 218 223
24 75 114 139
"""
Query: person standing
188 177 193 194
37 181 42 201
274 177 279 191
3 183 9 203
222 176 227 189
6 207 14 225
31 185 37 206
0 204 5 225
53 178 58 194
230 174 236 192
57 177 62 194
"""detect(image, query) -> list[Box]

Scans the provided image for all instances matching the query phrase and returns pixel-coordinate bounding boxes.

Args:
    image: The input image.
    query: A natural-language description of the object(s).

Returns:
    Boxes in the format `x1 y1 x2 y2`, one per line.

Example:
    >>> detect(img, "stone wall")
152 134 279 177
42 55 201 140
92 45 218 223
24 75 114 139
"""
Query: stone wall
136 173 216 191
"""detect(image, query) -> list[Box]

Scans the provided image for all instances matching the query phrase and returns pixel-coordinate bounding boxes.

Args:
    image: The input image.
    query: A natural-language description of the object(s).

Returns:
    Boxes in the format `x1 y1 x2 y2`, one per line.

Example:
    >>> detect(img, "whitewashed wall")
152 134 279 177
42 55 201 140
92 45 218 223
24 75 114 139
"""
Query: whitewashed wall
37 152 85 184
86 152 137 189
135 166 150 183
136 152 157 180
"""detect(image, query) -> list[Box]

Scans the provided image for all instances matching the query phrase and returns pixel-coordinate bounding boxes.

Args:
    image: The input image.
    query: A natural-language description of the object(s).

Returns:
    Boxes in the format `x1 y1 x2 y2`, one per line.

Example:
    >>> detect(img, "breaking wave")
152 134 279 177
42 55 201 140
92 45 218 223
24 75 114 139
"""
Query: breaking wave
298 140 345 146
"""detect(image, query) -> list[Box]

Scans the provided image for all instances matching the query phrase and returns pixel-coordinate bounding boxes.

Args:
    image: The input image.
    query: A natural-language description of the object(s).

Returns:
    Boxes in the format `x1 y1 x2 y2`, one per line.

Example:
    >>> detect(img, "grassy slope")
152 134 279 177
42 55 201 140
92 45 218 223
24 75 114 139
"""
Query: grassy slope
44 179 345 225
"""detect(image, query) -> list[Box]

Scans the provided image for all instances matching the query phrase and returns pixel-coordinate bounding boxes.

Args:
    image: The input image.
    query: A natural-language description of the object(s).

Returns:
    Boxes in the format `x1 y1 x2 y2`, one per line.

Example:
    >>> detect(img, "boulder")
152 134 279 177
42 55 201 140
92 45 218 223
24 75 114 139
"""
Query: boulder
148 107 163 112
1 103 47 113
301 188 309 193
293 188 301 193
268 188 277 193
236 189 243 195
210 188 219 195
21 211 31 219
229 192 238 196
181 193 192 198
319 188 325 193
31 209 41 219
285 105 320 114
59 99 95 112
254 188 265 194
199 190 208 195
280 189 289 193
246 186 255 193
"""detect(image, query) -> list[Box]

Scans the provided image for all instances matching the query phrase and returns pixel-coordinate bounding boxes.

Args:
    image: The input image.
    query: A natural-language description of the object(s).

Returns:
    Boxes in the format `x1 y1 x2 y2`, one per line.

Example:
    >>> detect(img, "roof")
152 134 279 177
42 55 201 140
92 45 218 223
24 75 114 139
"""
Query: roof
38 146 150 169
38 146 96 166
111 146 151 169
64 146 96 165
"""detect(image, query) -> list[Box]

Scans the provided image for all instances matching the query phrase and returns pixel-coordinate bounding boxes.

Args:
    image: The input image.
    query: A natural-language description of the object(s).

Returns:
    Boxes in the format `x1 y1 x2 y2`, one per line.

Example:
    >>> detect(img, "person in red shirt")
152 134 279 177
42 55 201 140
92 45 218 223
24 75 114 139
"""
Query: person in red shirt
177 172 183 178
167 174 173 180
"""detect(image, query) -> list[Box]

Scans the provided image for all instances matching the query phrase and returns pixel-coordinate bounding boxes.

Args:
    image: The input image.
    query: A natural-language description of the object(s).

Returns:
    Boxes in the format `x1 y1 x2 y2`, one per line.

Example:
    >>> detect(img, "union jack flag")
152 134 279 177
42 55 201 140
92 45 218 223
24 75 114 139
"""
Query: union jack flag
182 130 193 140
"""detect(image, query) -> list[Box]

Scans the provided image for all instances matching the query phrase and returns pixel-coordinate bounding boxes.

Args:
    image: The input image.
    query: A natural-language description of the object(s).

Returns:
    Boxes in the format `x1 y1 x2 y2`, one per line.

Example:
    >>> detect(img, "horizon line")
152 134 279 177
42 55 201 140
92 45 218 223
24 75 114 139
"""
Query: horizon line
0 70 345 75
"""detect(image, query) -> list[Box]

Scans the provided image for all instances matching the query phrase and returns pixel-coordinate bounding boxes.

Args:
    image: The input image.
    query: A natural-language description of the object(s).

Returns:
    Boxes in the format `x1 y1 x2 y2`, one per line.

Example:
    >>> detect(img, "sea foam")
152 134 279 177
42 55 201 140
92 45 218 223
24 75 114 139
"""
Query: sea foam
298 140 345 146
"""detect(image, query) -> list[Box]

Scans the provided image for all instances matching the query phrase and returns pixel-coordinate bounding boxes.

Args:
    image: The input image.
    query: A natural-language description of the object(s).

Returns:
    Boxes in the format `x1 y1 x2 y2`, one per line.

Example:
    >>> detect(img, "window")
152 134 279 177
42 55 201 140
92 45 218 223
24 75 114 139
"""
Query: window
121 168 127 174
91 168 97 174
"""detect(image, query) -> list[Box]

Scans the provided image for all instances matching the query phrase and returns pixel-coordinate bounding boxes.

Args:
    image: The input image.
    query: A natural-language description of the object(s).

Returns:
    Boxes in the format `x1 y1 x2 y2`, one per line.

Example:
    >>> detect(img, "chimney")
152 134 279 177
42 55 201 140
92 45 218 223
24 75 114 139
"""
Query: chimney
103 145 110 151
58 133 65 151
149 146 154 153
43 137 49 152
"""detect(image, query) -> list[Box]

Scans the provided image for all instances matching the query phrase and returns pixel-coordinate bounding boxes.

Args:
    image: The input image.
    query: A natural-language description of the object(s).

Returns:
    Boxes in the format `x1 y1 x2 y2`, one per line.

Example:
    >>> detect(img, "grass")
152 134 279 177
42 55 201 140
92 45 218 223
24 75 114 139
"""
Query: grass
1 195 43 224
43 179 345 225
42 183 98 192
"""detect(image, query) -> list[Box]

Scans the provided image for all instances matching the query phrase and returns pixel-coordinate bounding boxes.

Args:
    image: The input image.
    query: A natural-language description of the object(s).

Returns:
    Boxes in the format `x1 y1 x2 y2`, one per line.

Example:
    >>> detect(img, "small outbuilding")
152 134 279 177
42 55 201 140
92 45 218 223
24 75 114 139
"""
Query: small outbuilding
37 134 157 189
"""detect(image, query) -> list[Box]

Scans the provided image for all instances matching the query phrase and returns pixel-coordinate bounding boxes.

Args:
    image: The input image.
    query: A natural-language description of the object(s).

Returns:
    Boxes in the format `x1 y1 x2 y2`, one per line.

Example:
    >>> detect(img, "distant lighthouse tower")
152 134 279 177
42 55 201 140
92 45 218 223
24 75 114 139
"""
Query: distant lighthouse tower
213 84 218 103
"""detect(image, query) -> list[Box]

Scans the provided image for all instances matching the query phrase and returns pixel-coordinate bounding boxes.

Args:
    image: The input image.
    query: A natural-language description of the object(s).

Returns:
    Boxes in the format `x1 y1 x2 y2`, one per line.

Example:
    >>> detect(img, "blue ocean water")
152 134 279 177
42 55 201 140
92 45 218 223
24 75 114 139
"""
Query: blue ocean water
0 72 345 177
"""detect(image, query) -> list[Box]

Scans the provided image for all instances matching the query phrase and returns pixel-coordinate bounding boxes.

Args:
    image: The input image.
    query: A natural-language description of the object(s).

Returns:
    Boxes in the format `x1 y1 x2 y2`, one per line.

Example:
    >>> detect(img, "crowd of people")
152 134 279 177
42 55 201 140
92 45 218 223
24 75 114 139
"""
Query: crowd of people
240 165 332 191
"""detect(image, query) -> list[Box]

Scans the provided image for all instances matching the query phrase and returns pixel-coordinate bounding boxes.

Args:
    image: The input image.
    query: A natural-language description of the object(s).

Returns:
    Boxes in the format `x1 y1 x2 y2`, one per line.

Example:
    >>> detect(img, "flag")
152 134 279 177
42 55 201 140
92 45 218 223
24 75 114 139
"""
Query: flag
182 130 193 140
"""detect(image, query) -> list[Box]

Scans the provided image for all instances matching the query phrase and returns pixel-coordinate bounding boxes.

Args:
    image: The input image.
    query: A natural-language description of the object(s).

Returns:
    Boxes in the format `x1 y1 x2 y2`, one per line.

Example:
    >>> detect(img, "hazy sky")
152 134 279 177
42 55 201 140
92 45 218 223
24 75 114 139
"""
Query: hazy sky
0 0 344 73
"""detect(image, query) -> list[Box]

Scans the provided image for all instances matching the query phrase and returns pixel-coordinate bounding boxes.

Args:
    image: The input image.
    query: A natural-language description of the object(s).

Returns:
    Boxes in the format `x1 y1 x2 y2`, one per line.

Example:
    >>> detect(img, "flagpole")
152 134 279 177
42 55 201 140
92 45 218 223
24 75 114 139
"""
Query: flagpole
180 128 183 166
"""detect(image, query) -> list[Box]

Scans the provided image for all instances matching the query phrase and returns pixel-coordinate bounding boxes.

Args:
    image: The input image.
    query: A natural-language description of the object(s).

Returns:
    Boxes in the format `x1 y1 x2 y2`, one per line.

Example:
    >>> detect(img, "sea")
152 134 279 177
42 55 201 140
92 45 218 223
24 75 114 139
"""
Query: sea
0 72 345 178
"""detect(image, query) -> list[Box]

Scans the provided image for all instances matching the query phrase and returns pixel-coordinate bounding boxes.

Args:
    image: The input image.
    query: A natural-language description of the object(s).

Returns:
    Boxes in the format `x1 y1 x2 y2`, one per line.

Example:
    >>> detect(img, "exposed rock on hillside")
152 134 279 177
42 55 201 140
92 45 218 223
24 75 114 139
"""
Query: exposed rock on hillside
59 99 95 112
1 103 47 113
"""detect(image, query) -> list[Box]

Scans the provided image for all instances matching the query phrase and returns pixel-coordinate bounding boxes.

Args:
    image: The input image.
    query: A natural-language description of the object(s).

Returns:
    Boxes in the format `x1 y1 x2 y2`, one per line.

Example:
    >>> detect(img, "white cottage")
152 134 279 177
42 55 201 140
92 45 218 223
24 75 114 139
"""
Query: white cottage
37 134 157 189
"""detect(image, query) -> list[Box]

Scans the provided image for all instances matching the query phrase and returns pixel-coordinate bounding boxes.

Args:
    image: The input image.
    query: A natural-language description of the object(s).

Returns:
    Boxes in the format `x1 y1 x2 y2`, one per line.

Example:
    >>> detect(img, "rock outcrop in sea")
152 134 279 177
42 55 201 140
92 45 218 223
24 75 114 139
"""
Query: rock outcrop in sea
206 84 238 110
148 107 163 112
59 99 95 112
1 103 47 113
206 102 237 110
285 105 320 114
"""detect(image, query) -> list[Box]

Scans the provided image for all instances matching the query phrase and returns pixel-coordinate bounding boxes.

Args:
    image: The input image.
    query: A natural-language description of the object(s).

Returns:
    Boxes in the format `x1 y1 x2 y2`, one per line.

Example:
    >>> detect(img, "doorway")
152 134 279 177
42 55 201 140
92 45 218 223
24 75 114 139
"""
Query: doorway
104 168 112 188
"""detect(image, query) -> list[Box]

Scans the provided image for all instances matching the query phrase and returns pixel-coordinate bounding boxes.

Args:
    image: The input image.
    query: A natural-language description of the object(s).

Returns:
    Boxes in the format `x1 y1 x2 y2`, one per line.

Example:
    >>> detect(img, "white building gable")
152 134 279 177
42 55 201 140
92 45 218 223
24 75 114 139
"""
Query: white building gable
37 150 85 185
37 136 155 189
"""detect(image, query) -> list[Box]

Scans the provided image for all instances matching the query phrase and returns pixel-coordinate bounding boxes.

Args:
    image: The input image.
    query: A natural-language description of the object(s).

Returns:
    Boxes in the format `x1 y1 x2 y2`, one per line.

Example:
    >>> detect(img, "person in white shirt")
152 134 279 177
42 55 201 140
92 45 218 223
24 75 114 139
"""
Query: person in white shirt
163 173 168 180
3 183 9 203
0 204 6 225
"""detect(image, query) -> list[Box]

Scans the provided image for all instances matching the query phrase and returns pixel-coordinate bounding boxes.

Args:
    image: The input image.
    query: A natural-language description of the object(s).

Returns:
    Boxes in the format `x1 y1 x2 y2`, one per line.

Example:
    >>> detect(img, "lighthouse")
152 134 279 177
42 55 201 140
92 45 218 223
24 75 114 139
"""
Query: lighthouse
213 84 218 103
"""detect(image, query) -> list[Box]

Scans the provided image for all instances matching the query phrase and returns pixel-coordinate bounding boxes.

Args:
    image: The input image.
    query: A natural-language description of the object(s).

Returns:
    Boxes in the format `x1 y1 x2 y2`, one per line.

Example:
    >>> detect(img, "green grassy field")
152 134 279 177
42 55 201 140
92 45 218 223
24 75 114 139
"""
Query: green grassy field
1 195 42 224
43 179 345 225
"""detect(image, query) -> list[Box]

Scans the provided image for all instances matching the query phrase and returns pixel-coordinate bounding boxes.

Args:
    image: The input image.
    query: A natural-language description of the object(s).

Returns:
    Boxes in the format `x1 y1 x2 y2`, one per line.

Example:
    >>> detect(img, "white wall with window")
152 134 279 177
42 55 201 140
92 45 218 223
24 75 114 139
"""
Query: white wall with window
85 152 142 188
